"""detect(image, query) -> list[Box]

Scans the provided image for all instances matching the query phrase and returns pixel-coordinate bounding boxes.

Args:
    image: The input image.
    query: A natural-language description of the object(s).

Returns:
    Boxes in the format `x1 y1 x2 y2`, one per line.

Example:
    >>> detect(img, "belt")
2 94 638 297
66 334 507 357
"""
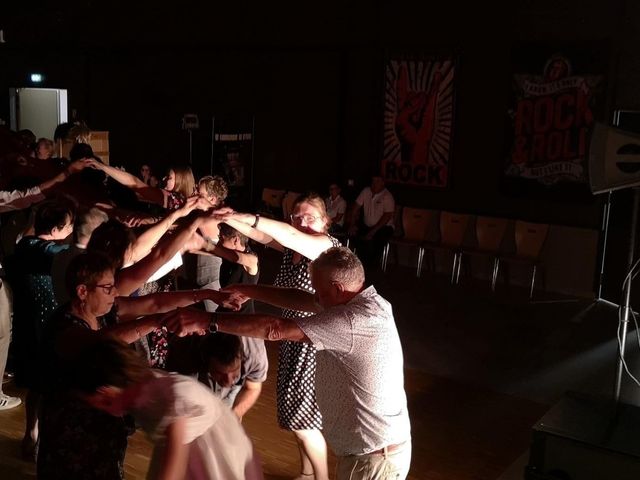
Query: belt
368 441 406 456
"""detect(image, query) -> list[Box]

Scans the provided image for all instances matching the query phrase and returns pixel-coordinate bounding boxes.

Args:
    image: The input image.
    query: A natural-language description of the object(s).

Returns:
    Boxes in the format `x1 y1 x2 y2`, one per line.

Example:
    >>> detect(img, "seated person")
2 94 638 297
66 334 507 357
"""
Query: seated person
197 333 267 421
325 183 347 234
348 175 395 267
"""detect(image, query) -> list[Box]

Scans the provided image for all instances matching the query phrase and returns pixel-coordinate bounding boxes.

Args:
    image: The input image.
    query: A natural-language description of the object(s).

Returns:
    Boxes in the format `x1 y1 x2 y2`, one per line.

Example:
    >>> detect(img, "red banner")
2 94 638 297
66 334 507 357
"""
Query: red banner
382 58 456 188
505 55 603 185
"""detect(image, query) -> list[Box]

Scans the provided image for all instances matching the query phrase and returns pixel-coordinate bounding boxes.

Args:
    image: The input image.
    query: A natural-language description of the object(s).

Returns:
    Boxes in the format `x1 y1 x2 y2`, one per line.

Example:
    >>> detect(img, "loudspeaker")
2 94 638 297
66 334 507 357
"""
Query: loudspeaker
589 121 640 194
525 392 640 480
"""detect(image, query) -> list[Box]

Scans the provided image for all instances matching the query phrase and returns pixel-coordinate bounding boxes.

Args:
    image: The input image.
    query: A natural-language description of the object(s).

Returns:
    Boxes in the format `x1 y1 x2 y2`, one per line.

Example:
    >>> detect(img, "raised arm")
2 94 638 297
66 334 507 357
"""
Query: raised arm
39 159 87 194
128 197 199 263
224 212 333 260
115 217 204 296
87 159 166 206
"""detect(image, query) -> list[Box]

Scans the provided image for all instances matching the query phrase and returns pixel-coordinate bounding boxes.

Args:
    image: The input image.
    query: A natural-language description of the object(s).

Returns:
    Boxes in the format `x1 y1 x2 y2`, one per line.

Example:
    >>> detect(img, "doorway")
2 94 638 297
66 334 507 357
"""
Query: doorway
9 88 68 139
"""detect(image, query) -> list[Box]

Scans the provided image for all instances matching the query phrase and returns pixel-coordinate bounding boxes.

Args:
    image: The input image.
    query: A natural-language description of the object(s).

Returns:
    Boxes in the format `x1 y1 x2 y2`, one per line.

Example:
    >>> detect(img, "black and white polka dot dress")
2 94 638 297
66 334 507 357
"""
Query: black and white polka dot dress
273 235 341 431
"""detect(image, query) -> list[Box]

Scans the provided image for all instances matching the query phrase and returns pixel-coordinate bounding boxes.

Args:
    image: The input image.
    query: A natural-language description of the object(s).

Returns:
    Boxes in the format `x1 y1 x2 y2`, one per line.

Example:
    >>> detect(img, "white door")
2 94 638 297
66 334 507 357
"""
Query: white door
9 88 68 139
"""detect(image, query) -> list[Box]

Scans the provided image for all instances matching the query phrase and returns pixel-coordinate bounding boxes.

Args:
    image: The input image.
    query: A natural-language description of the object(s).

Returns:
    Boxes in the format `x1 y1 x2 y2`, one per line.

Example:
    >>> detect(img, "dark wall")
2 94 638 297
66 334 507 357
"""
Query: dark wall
2 0 637 229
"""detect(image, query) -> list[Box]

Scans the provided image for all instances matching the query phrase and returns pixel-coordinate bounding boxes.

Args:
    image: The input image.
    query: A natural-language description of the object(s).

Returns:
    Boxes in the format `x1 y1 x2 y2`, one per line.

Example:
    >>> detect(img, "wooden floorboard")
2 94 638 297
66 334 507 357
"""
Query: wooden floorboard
0 341 545 480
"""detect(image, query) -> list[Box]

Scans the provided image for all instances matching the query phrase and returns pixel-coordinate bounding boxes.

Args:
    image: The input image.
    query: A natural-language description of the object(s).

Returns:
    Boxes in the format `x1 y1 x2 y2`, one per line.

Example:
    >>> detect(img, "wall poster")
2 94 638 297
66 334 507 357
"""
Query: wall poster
505 51 605 186
382 56 456 188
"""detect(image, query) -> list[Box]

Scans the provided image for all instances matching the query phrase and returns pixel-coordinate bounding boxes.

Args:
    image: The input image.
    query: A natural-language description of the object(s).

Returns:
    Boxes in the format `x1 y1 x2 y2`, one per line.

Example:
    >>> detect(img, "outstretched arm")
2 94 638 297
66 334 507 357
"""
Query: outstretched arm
116 288 242 321
87 159 166 206
223 283 320 313
164 308 310 342
223 212 333 260
39 159 87 194
200 243 259 276
220 216 281 250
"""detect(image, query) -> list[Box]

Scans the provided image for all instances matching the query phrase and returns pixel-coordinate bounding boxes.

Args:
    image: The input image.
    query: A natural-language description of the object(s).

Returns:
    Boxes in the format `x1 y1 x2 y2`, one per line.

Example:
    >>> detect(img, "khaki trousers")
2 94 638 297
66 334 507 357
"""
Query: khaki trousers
336 441 411 480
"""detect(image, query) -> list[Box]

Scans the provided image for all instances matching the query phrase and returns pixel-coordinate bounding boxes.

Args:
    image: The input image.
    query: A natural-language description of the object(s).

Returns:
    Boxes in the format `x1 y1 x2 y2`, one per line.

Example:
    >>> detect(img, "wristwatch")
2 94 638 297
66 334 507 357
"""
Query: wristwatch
252 214 260 228
208 313 219 334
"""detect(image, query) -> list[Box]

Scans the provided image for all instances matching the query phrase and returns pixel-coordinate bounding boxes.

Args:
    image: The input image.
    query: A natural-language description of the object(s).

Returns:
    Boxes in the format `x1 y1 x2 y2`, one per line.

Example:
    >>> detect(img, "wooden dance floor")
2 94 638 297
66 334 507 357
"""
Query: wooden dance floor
0 339 545 480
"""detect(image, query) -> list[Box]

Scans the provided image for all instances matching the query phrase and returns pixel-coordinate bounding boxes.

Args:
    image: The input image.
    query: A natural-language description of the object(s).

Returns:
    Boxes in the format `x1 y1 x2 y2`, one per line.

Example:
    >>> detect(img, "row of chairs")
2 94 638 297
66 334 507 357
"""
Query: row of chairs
258 189 549 298
381 208 550 299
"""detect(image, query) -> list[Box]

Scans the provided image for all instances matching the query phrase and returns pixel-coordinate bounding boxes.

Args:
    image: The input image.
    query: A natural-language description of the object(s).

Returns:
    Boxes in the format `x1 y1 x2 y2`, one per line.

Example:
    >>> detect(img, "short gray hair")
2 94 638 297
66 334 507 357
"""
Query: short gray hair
311 247 365 289
75 207 109 243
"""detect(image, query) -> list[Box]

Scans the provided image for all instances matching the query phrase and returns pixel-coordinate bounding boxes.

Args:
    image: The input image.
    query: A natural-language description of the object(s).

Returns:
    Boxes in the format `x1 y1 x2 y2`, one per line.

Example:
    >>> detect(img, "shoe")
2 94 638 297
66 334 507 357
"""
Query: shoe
0 393 21 410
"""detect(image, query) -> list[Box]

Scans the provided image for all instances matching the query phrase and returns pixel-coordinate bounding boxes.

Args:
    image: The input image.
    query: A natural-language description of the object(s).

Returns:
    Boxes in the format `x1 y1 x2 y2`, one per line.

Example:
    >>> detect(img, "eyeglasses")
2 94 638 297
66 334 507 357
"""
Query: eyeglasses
95 283 116 295
290 214 320 224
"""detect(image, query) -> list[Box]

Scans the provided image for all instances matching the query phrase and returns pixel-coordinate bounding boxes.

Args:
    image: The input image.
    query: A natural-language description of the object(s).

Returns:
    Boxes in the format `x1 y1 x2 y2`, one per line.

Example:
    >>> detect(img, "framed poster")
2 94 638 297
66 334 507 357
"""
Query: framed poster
505 49 605 187
382 56 456 188
212 116 255 209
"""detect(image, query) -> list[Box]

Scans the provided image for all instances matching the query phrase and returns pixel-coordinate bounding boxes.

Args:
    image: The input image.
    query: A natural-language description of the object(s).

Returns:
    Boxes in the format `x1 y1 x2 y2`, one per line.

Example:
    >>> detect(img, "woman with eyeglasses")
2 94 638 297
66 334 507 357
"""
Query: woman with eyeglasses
219 192 340 480
37 252 242 480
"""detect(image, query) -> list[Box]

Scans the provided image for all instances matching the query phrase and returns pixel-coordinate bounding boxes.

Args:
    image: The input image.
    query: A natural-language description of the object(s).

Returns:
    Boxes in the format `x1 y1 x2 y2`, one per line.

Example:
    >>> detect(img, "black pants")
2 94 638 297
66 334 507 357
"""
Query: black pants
354 225 394 269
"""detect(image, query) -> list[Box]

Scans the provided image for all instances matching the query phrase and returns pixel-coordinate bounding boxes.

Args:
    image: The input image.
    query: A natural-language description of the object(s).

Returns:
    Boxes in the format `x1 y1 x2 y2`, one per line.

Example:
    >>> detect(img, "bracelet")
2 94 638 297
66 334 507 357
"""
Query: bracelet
252 214 260 228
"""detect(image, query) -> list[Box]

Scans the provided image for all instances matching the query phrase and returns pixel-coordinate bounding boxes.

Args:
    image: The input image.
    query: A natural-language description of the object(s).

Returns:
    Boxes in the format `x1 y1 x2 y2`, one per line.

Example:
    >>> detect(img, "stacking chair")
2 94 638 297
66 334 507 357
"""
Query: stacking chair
461 216 508 290
282 191 300 221
381 207 434 276
496 221 549 299
259 188 286 218
424 211 470 284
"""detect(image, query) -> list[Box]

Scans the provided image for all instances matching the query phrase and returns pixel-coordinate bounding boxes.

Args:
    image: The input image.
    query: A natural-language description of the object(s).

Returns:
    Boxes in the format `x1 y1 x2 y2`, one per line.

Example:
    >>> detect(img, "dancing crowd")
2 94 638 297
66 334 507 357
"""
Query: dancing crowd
0 125 410 480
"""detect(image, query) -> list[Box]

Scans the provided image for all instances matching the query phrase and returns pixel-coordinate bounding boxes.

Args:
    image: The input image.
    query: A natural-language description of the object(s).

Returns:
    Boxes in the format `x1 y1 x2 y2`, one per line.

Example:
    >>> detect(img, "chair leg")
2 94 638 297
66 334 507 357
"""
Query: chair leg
491 258 500 292
381 243 390 272
450 253 458 284
529 264 537 299
455 252 463 284
417 247 425 277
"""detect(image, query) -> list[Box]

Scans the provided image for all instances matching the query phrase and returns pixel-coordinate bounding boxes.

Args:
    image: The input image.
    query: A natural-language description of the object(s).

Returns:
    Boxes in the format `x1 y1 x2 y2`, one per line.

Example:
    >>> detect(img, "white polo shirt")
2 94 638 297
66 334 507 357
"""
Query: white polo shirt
355 187 395 228
325 195 347 226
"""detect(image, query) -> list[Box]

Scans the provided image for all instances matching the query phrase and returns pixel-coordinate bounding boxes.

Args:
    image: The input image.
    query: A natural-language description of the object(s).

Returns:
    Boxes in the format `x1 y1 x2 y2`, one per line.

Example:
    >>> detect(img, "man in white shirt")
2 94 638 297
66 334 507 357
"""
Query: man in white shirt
349 176 395 268
325 183 347 233
166 247 412 480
